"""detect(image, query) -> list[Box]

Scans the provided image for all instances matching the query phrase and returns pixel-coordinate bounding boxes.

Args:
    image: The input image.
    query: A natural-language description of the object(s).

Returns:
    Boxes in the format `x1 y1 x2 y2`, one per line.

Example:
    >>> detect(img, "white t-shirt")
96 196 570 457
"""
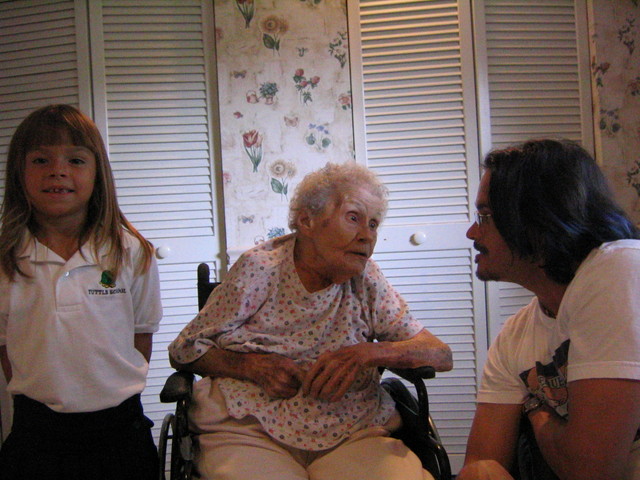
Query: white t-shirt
169 234 425 450
478 239 640 478
0 232 162 413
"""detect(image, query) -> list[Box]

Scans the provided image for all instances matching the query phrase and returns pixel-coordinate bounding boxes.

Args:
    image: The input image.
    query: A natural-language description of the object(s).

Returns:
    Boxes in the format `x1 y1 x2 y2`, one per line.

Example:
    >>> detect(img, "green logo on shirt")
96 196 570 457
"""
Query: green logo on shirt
99 270 116 288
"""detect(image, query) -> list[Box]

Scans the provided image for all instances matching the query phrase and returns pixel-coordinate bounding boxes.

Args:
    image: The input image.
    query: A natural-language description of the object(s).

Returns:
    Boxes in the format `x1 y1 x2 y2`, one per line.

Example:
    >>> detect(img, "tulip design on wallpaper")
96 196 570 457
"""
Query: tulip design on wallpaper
293 69 320 105
261 15 289 54
269 159 297 200
235 0 254 28
243 130 263 172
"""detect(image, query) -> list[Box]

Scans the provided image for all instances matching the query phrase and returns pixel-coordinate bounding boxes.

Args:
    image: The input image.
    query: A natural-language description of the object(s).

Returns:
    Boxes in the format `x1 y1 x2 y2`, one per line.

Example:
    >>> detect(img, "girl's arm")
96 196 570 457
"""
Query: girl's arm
0 345 11 382
134 333 153 363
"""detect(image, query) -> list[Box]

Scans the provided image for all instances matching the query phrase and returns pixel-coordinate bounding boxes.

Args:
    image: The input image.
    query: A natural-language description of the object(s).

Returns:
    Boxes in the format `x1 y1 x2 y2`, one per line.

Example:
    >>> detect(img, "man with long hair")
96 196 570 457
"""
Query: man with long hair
458 139 640 480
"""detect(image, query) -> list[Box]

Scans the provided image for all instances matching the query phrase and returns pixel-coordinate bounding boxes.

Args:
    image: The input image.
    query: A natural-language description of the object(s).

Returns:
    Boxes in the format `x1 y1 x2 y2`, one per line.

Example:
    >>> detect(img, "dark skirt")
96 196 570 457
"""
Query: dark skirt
0 394 158 480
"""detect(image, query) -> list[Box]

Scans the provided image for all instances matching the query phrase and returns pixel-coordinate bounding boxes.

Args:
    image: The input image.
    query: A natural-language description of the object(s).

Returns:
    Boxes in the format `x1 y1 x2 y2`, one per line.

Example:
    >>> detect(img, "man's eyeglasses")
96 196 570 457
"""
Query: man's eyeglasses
474 212 492 227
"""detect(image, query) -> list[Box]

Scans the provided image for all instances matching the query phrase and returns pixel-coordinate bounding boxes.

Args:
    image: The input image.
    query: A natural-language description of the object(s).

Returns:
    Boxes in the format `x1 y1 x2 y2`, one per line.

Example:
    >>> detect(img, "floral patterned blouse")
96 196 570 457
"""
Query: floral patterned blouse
168 234 424 450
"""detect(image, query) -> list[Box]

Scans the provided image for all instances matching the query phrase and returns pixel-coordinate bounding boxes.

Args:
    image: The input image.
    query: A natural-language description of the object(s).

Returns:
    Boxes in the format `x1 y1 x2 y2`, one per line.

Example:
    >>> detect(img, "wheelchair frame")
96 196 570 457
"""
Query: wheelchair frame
159 263 451 480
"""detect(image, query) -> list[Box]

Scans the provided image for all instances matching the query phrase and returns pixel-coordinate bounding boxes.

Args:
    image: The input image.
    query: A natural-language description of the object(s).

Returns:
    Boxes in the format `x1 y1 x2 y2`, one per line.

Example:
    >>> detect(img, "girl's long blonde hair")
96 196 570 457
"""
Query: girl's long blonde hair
0 104 154 281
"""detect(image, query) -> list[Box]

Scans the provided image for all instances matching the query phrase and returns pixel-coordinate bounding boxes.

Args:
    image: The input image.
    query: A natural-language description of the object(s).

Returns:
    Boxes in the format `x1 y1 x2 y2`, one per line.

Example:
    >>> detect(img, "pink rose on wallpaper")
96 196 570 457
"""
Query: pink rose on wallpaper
243 130 263 172
246 90 259 104
293 69 320 105
338 91 352 110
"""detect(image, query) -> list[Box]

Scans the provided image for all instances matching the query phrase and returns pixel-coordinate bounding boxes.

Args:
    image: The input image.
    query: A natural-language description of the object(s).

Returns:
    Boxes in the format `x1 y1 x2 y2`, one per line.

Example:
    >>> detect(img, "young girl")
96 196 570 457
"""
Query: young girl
0 105 162 479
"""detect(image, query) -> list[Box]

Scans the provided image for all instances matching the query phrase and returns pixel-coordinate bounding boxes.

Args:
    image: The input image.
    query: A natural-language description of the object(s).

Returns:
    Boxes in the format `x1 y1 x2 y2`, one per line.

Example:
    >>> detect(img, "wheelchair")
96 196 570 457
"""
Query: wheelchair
158 263 451 480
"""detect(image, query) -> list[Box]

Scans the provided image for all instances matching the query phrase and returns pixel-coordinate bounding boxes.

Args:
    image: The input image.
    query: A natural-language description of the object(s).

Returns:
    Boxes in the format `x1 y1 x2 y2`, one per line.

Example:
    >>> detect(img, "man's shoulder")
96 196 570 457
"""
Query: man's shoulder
582 239 640 270
567 239 640 294
599 238 640 254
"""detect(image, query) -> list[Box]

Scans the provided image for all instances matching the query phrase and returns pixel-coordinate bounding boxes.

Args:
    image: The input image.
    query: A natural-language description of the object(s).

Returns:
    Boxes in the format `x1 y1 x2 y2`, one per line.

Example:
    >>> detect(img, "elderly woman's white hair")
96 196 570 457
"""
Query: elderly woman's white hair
288 162 388 231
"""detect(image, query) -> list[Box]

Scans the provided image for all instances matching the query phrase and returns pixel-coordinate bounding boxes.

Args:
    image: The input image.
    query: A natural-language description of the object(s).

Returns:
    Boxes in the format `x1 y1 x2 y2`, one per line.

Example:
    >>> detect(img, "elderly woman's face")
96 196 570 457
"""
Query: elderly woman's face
302 185 384 284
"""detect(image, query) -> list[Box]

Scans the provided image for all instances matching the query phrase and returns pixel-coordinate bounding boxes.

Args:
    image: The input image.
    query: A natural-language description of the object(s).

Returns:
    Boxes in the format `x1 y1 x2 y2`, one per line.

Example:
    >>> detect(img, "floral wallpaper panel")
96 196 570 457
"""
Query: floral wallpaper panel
213 0 354 255
590 0 640 225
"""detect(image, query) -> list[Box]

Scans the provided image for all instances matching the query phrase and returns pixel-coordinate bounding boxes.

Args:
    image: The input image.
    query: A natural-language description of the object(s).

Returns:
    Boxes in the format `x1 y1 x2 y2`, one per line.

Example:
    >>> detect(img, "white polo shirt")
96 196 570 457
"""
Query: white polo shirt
0 232 162 413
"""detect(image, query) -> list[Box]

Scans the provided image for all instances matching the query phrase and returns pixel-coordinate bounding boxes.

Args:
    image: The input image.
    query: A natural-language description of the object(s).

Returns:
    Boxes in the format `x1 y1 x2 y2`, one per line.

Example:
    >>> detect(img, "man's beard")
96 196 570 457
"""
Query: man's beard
473 241 502 282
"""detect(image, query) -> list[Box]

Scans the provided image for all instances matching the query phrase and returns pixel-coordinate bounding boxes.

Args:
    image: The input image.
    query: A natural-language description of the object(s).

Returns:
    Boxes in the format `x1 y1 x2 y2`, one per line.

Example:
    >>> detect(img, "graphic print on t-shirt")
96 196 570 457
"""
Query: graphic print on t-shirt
519 339 570 418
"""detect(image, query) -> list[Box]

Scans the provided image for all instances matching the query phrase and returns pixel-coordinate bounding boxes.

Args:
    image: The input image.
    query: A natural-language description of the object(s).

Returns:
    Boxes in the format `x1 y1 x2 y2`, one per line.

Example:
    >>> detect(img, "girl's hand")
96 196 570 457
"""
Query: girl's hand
244 353 306 399
302 343 374 402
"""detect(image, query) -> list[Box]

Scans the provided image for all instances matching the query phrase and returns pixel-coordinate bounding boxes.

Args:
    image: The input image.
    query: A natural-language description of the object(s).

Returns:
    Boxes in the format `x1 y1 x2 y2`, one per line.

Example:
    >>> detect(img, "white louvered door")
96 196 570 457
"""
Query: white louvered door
475 0 593 343
349 0 485 471
88 0 223 444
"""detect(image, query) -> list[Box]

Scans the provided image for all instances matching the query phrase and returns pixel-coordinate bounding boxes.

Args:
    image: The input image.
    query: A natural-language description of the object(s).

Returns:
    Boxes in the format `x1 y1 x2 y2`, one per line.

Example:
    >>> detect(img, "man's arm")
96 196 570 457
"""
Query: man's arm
457 402 521 480
528 377 640 480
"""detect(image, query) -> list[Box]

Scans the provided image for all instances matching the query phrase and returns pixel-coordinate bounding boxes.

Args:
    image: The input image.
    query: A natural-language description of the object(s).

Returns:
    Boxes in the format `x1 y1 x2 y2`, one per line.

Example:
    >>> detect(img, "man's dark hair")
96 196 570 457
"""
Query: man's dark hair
484 139 639 284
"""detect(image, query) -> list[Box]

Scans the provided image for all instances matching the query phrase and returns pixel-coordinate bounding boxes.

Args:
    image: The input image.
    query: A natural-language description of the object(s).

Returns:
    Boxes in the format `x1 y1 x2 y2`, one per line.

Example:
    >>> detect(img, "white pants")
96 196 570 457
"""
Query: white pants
189 378 434 480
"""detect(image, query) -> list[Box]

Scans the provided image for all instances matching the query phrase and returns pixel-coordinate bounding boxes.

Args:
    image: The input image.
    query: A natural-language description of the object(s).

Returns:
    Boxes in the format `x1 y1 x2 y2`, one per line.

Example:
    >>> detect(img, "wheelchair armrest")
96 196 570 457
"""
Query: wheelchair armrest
387 366 436 384
384 366 436 436
159 370 195 403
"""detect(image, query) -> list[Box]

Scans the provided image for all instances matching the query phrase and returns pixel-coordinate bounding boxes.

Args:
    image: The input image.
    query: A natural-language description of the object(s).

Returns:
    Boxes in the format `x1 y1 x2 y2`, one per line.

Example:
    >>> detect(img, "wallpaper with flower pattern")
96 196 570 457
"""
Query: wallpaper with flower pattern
214 0 353 255
590 0 640 224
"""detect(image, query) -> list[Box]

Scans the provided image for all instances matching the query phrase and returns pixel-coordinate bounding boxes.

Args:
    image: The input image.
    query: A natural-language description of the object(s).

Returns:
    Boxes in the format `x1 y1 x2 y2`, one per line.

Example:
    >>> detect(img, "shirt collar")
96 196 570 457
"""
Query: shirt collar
17 232 104 265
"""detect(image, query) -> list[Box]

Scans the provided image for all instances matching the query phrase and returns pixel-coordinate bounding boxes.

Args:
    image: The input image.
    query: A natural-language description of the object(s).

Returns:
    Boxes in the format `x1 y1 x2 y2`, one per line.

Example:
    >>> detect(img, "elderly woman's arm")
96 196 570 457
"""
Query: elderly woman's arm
302 329 452 402
170 347 306 399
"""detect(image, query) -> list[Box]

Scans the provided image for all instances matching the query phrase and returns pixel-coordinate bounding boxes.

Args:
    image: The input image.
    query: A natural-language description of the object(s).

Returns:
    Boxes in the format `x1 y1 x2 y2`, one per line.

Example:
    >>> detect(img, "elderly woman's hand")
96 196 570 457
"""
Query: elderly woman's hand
302 343 375 402
244 352 307 399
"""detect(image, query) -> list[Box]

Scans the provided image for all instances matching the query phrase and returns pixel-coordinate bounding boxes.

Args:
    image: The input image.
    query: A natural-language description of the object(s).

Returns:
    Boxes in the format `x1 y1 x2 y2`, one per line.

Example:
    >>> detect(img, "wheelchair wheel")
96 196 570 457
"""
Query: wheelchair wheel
158 413 173 480
158 412 194 480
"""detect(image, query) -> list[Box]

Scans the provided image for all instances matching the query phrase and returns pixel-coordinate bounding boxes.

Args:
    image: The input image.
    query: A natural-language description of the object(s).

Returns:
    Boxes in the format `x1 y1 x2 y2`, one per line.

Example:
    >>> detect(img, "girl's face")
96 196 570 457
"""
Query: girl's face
24 135 97 230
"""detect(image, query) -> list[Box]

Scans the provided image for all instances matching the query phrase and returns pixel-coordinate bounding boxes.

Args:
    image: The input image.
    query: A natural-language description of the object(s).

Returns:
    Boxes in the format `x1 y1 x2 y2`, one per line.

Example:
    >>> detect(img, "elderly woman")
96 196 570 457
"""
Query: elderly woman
169 162 452 480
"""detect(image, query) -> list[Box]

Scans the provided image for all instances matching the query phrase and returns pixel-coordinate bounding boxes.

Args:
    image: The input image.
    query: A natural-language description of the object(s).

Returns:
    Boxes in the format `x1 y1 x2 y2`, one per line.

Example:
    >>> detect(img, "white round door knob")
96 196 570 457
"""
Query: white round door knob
156 245 171 259
411 231 427 245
